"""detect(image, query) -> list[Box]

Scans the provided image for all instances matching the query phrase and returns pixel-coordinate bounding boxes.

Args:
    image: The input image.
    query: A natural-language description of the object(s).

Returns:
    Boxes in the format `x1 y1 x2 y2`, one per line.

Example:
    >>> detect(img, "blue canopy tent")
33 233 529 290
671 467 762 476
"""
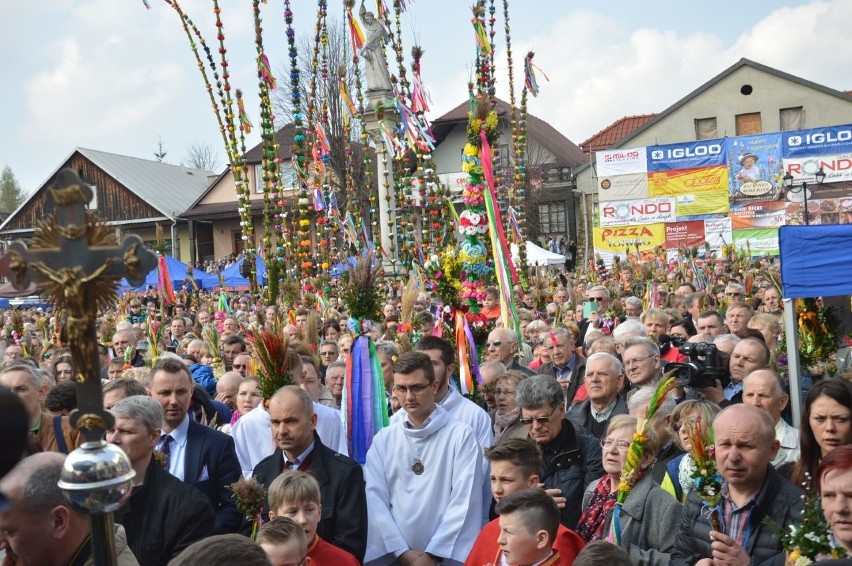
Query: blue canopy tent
118 255 206 292
217 256 267 290
778 224 852 426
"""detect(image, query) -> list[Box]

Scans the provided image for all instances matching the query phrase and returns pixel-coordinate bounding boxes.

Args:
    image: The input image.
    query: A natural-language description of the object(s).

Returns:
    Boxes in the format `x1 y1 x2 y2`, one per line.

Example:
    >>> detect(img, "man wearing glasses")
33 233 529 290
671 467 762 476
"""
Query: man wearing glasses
365 351 483 566
515 375 603 529
485 328 537 377
621 337 663 401
578 286 612 344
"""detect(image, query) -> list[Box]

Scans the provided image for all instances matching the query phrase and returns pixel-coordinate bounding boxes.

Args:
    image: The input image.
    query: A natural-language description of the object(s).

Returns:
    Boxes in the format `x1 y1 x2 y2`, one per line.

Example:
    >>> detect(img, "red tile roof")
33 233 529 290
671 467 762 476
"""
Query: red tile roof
579 114 657 154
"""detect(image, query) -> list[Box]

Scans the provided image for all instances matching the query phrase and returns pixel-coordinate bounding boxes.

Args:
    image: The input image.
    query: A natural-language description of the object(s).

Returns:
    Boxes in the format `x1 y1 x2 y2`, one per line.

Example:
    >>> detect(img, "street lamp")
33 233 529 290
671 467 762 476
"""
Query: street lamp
784 168 826 226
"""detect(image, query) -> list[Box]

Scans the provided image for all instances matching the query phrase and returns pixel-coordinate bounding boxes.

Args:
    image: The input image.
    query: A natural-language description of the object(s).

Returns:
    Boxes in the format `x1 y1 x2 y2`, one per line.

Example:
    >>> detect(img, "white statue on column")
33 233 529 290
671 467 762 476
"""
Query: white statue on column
359 1 393 96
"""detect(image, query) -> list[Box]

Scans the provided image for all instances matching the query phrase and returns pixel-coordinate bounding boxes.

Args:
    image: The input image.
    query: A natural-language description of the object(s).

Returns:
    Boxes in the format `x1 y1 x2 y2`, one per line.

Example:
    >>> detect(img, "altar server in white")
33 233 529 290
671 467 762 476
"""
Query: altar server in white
365 351 483 566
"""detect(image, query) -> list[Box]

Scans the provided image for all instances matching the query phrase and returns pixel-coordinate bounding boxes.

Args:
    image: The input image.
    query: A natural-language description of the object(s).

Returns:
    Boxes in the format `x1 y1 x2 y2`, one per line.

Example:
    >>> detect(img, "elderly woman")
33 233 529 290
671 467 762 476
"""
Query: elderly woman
578 415 681 564
788 379 852 486
818 444 852 555
661 400 722 503
492 371 530 443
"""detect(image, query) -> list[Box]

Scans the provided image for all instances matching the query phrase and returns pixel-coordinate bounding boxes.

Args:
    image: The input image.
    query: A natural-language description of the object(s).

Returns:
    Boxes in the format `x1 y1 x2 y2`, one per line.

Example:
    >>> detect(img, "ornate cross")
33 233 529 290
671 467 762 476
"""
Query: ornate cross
0 168 157 441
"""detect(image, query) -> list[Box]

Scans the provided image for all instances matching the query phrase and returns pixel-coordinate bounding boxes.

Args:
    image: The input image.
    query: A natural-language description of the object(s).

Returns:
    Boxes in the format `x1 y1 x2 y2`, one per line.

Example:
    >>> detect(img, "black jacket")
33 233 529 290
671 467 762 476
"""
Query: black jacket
114 458 215 566
253 431 368 562
671 464 804 566
538 418 604 529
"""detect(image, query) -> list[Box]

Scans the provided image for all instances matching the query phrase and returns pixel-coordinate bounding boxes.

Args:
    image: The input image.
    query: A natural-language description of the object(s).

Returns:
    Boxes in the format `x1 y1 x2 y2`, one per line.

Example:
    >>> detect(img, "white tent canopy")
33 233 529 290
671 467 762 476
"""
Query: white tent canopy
510 240 566 267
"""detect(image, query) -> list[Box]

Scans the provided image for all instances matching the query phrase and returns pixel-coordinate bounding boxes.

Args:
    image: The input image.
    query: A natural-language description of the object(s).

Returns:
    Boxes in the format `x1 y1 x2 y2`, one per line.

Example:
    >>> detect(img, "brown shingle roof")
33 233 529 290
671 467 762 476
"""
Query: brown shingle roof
432 98 586 167
579 114 657 154
244 123 296 163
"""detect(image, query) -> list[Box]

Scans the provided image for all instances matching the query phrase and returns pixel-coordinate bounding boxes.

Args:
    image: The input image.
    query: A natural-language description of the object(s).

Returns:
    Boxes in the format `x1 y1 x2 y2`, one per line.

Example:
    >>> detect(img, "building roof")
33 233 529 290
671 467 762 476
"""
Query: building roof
0 148 216 233
432 98 587 167
579 114 657 154
574 58 852 174
184 123 297 213
75 148 216 219
604 58 852 152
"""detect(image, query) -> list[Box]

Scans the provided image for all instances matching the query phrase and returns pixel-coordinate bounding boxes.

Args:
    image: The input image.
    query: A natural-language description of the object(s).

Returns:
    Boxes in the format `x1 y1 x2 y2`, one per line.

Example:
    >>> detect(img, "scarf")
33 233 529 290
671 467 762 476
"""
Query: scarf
576 475 617 543
493 407 521 441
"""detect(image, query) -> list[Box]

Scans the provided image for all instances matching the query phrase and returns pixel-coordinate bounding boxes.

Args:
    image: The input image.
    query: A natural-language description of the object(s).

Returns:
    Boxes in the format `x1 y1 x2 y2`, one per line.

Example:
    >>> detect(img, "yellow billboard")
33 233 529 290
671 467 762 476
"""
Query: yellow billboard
648 165 729 197
593 223 666 253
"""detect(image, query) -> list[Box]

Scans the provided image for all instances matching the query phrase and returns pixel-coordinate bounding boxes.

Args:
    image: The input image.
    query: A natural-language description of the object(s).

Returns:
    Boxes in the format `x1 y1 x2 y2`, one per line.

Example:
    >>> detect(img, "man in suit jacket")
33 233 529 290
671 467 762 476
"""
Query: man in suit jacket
537 327 587 406
252 386 367 562
148 357 243 534
567 352 629 439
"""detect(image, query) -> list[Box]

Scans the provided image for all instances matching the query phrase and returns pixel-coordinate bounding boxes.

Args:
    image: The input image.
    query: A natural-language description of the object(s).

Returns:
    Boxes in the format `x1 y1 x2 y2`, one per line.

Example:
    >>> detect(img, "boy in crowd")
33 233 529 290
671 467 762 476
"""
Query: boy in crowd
464 439 584 566
267 470 359 566
494 489 569 565
258 517 309 566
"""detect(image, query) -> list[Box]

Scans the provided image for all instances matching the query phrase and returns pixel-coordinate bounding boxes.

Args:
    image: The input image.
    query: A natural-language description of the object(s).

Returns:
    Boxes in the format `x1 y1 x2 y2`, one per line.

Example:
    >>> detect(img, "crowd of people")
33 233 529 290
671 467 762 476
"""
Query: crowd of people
1 255 852 565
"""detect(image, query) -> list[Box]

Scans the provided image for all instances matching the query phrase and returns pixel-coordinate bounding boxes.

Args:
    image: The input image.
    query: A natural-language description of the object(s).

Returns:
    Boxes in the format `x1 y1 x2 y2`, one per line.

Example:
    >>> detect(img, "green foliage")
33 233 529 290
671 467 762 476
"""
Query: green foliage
0 166 25 213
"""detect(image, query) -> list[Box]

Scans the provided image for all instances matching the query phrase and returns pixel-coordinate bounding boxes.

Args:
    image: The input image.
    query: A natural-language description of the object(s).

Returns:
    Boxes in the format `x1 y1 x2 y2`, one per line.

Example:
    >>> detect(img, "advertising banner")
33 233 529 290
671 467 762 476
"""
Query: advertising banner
783 125 852 158
648 165 728 197
599 197 676 227
665 220 706 250
783 152 852 185
675 190 730 217
704 217 733 252
593 223 666 253
596 172 649 201
647 139 726 171
733 228 779 256
730 200 787 229
783 197 852 226
597 147 648 176
728 133 784 203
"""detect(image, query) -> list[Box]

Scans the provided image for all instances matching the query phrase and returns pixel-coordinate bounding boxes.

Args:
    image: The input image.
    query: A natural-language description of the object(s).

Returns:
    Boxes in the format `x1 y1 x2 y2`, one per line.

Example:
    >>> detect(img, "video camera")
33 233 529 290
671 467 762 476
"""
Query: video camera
659 334 729 389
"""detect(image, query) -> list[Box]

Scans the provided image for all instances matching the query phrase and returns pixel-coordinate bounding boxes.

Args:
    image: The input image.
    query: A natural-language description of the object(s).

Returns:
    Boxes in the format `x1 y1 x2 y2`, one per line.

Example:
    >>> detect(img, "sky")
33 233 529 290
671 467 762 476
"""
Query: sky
1 0 851 195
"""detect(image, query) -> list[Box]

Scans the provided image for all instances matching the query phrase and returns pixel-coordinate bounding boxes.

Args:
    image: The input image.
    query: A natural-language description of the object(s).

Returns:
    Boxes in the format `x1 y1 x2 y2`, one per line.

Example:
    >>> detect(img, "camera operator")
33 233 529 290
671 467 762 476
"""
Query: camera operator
695 337 770 407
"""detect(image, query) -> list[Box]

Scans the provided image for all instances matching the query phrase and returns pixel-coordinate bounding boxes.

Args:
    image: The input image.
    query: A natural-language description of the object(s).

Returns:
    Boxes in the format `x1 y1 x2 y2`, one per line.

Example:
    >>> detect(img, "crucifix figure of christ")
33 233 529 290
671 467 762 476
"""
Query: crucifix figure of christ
0 168 157 441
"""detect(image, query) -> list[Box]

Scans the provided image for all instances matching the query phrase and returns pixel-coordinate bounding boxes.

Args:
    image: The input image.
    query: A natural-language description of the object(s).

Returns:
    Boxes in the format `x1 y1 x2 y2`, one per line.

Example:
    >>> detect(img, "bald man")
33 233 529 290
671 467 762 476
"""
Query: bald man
743 369 799 468
216 372 243 412
252 386 366 561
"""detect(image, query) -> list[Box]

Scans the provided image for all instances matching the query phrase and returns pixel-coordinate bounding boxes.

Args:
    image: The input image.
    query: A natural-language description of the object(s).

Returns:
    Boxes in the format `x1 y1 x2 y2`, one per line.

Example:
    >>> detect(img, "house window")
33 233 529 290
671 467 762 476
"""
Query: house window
735 112 762 135
695 117 718 140
780 107 804 131
254 164 264 193
538 201 566 235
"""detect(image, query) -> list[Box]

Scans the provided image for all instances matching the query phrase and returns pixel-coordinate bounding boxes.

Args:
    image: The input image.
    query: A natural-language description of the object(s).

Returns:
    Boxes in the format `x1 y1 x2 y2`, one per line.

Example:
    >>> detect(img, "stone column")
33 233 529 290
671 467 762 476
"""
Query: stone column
363 95 400 274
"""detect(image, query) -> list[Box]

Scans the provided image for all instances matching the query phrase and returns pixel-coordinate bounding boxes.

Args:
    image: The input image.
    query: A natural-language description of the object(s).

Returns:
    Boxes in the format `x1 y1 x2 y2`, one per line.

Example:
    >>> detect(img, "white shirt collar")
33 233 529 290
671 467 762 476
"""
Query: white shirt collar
168 413 190 447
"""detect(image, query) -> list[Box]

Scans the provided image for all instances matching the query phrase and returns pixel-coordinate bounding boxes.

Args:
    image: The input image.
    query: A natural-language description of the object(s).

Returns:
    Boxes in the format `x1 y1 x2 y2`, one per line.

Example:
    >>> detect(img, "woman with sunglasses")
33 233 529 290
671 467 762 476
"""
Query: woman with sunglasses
660 400 722 503
577 415 681 563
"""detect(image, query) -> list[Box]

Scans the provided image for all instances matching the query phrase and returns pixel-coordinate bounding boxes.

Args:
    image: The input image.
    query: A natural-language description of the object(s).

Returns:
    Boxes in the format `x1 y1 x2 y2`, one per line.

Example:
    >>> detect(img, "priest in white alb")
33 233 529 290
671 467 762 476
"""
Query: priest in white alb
365 351 483 566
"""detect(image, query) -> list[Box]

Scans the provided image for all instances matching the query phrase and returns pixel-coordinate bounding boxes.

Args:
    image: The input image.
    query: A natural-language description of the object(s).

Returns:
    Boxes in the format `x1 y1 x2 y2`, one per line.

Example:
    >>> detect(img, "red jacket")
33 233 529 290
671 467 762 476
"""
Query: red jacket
463 517 584 566
308 535 359 566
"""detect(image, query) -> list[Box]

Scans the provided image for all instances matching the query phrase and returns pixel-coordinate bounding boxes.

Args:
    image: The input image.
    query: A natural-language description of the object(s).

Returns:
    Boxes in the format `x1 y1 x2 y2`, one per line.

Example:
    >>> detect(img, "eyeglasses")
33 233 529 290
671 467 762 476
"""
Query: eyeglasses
622 354 655 368
485 341 504 348
600 438 631 451
494 389 515 397
671 416 700 432
520 406 559 426
392 383 431 395
588 297 605 302
320 350 337 357
725 292 743 297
